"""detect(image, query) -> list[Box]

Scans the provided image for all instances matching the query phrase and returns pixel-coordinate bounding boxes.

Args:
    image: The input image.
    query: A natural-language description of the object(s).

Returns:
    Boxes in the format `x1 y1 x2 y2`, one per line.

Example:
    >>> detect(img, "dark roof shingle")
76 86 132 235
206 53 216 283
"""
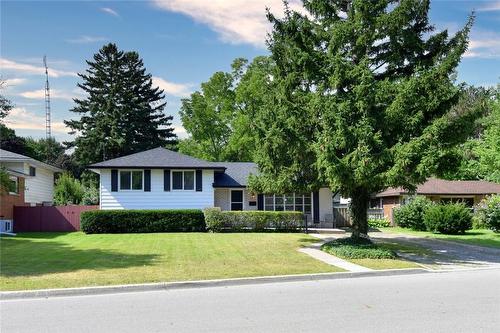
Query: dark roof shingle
88 147 226 169
213 162 258 187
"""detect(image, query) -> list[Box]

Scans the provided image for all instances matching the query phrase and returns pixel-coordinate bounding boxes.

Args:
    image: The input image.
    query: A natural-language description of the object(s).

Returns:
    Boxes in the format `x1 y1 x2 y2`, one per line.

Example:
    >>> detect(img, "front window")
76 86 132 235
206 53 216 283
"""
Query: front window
119 170 143 190
440 197 474 208
8 176 18 194
172 171 195 190
264 193 311 213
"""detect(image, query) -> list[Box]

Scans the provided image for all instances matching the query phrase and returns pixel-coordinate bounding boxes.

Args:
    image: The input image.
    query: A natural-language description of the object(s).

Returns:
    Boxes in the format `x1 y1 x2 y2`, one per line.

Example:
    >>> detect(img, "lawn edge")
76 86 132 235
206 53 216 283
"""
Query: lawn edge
1 269 429 300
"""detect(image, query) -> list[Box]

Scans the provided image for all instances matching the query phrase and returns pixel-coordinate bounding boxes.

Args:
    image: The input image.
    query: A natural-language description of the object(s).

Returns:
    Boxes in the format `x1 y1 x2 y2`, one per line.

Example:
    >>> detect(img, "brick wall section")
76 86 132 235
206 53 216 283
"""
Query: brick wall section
0 178 27 220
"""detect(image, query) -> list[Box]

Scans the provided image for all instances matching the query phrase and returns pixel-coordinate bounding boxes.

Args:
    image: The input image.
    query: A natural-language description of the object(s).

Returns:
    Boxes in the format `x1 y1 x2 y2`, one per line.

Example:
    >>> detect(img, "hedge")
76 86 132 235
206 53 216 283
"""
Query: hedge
424 203 472 234
203 208 304 232
393 196 433 231
81 209 206 233
476 195 500 232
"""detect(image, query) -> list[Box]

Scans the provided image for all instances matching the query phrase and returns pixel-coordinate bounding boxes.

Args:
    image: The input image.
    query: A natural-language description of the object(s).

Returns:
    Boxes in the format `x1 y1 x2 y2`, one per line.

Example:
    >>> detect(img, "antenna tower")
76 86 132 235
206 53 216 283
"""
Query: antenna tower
43 55 51 139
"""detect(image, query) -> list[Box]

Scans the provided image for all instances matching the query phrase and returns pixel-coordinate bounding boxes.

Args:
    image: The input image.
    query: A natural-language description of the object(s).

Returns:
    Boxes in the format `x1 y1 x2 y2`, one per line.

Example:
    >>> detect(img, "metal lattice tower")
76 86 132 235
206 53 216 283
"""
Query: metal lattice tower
43 55 51 139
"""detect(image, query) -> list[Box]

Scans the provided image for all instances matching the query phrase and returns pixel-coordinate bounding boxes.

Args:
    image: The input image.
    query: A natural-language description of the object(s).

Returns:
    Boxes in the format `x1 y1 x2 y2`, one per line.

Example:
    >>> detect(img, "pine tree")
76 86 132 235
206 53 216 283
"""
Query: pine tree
65 43 176 165
250 0 482 239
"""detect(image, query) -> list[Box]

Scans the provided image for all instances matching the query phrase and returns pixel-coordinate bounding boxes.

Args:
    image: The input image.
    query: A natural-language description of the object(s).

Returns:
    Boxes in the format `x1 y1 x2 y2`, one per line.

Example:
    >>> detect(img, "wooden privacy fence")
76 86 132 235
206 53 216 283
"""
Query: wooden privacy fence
332 207 386 227
13 205 98 232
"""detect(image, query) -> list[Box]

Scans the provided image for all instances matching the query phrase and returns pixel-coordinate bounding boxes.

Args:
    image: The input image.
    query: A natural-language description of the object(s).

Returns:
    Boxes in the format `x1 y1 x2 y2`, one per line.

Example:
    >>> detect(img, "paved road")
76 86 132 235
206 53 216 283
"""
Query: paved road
2 269 500 332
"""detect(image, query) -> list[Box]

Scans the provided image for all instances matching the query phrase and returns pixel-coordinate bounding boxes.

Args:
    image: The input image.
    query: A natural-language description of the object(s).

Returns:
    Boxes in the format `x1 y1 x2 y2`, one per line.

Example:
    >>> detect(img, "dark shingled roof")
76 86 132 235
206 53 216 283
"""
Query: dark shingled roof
375 178 500 197
88 147 226 169
213 162 258 187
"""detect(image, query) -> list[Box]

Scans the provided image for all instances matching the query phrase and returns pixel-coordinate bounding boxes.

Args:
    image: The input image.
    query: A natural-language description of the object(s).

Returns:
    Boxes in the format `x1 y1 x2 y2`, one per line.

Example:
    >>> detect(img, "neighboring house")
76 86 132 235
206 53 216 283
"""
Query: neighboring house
0 149 62 222
373 178 500 221
89 147 340 224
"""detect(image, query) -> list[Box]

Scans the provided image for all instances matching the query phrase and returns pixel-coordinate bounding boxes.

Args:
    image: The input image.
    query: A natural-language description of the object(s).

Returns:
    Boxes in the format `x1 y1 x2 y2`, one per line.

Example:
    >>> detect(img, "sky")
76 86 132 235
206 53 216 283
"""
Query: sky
1 0 499 142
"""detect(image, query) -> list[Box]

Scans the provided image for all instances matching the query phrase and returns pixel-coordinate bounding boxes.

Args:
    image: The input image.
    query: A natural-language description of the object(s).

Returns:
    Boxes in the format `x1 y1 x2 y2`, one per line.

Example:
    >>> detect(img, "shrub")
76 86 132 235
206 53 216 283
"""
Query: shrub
393 196 433 231
82 185 99 205
321 237 396 259
476 195 500 232
81 209 205 233
203 209 304 232
368 218 390 228
424 203 472 234
54 173 84 205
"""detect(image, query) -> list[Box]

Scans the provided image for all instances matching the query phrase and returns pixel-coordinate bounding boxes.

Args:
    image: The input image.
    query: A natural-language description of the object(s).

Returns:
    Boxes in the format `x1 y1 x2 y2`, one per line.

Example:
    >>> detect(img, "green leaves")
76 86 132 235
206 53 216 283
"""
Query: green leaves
66 43 176 165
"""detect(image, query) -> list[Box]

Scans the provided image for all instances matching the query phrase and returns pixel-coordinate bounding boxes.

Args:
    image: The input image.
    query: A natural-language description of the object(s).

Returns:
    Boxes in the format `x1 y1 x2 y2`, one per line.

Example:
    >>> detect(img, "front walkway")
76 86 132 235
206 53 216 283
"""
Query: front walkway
370 231 500 270
298 238 372 272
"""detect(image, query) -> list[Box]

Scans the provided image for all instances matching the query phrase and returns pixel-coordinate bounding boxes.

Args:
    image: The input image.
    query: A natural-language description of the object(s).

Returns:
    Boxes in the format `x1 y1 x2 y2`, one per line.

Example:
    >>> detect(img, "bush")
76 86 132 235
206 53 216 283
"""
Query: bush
54 173 84 205
81 209 205 233
424 203 472 234
393 196 433 231
321 237 396 259
203 209 304 232
368 218 390 228
476 195 500 232
82 185 99 205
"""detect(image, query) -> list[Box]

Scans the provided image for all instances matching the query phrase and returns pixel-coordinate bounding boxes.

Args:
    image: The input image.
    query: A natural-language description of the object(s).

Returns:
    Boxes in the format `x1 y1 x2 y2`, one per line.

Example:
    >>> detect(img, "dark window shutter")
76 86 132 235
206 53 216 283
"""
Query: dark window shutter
164 169 170 191
144 170 151 192
313 191 320 222
257 194 264 210
111 170 118 192
195 170 202 192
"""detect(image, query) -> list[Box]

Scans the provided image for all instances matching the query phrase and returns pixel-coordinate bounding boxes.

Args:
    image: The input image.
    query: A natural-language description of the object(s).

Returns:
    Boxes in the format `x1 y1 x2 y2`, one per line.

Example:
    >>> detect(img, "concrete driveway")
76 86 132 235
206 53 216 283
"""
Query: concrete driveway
370 232 500 270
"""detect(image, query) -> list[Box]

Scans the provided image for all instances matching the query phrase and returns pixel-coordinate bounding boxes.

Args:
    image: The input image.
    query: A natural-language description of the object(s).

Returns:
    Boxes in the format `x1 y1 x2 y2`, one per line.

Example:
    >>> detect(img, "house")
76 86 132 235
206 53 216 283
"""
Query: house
373 178 500 221
89 147 339 225
0 149 62 225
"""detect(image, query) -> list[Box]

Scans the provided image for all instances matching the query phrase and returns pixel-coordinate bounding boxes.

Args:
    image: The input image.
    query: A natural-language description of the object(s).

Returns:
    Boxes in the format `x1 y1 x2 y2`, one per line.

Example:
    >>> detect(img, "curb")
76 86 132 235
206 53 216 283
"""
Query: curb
1 268 429 301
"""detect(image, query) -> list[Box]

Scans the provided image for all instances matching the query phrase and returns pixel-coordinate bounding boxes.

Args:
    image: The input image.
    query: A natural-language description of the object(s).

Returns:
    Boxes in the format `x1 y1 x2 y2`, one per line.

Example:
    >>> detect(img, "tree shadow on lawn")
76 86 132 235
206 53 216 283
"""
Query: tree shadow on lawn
0 237 159 277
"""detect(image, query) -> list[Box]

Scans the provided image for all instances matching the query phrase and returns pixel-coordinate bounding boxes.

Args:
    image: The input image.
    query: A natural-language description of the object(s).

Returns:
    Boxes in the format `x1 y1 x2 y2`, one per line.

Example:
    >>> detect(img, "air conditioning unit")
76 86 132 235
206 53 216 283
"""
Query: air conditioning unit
0 220 13 233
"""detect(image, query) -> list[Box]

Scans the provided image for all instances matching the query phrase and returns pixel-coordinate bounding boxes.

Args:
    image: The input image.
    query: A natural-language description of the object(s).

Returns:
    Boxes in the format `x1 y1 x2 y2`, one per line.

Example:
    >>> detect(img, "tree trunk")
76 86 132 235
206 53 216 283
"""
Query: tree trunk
350 187 370 240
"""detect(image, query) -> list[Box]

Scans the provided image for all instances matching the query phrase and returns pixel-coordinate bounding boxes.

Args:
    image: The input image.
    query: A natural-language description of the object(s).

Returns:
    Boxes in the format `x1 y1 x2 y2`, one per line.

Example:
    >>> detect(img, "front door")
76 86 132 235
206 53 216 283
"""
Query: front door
231 190 243 211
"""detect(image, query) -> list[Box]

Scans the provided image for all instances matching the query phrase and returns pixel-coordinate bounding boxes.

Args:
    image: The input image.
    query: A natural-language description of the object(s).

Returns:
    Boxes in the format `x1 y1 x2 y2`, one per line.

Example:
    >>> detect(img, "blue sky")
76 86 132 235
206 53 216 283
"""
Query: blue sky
1 0 499 142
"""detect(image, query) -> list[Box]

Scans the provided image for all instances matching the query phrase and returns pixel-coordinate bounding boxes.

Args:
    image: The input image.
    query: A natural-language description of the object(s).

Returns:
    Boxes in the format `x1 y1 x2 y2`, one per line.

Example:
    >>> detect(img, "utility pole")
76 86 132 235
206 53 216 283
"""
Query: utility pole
43 55 51 139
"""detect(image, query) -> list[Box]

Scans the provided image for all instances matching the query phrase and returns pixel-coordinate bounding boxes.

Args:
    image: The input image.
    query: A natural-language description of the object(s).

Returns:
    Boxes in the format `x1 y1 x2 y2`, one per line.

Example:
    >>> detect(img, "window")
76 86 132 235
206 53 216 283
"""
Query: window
119 170 143 190
231 190 243 211
8 176 18 194
172 171 195 190
264 193 311 213
29 166 36 177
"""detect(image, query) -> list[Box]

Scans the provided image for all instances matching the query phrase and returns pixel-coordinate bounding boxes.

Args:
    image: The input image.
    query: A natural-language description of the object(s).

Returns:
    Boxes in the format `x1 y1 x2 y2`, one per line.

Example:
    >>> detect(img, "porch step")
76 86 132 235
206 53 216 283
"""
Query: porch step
306 228 346 234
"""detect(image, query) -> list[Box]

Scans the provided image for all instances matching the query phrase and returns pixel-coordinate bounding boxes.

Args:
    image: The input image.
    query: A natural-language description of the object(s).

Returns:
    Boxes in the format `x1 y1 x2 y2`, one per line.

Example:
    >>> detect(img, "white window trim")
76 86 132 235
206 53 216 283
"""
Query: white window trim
264 193 312 212
119 170 144 191
230 189 244 210
8 176 19 195
171 170 196 192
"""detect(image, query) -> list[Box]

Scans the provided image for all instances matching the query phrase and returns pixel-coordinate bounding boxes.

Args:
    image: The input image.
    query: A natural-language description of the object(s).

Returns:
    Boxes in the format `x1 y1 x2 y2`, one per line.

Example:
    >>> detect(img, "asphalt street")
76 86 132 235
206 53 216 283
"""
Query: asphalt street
2 268 499 333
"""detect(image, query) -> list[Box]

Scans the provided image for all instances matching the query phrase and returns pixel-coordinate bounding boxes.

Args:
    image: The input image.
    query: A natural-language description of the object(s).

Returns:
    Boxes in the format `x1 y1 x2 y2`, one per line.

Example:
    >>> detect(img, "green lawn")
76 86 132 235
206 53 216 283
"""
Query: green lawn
378 227 500 249
321 238 422 270
0 232 343 291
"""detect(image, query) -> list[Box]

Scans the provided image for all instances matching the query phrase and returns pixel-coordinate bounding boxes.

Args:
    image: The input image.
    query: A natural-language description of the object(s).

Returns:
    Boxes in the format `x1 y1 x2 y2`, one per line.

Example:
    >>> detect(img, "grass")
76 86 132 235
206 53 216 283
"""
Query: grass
321 237 422 270
378 227 500 249
0 232 344 291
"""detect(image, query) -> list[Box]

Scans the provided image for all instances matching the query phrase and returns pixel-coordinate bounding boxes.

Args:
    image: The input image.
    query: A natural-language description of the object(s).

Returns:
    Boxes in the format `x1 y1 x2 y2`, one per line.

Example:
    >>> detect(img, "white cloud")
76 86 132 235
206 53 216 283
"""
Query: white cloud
173 125 187 138
477 1 500 12
4 107 68 134
18 89 79 101
0 58 77 77
66 35 107 44
101 7 119 17
2 78 27 87
152 76 194 97
151 0 303 48
465 30 500 59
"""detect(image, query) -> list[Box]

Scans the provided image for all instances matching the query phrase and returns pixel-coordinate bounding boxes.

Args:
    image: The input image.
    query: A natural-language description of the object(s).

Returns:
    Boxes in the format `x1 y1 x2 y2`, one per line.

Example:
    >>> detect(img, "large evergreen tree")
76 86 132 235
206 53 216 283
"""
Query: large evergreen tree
65 43 176 165
250 0 482 239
